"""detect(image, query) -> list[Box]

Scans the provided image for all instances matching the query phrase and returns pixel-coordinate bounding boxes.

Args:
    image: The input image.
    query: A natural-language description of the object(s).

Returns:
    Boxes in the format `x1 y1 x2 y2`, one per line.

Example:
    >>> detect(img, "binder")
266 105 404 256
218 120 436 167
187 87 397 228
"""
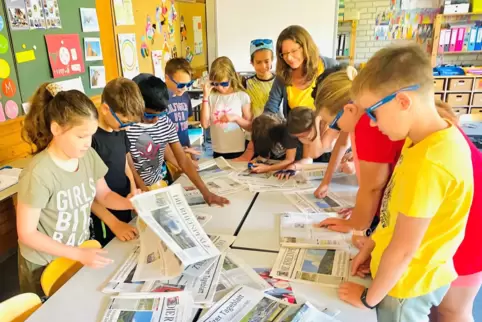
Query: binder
455 27 465 51
469 26 477 51
444 28 452 51
344 34 350 56
463 27 470 51
439 29 447 53
340 34 346 56
449 28 458 52
476 26 482 51
337 34 342 56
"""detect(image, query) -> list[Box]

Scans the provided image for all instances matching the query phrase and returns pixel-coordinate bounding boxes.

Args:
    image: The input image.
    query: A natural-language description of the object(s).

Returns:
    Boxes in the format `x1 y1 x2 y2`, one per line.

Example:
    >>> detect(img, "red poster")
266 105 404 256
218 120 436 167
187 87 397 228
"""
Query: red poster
45 34 85 79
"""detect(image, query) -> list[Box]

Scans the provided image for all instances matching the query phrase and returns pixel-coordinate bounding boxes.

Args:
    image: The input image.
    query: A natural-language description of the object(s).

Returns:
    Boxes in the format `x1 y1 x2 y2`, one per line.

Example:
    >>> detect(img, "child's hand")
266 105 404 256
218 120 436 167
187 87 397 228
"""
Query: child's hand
250 163 270 174
314 184 329 199
275 169 296 180
338 207 353 219
203 82 213 96
219 114 239 123
338 282 370 309
111 220 138 242
75 248 113 268
203 191 230 207
314 217 352 233
350 249 372 278
184 147 201 156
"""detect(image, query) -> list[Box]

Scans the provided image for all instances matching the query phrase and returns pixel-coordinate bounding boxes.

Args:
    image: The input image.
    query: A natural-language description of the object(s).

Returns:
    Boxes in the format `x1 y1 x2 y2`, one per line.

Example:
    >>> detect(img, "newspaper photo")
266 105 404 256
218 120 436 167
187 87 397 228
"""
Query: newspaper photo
291 302 341 322
130 184 220 267
183 188 208 207
198 285 300 322
101 292 193 322
284 191 354 213
196 157 234 180
280 213 351 248
270 247 350 288
103 246 145 294
184 176 246 198
195 212 213 227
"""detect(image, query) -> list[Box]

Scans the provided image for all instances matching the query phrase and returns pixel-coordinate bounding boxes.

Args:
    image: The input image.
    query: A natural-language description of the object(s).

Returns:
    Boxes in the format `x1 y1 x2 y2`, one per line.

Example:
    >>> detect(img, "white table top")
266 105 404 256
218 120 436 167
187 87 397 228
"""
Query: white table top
0 157 31 202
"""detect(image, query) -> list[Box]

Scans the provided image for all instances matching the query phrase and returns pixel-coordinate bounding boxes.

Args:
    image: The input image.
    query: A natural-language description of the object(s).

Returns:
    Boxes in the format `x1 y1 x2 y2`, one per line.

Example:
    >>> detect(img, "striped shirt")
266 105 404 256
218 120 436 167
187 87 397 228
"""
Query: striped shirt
126 116 179 186
245 75 275 117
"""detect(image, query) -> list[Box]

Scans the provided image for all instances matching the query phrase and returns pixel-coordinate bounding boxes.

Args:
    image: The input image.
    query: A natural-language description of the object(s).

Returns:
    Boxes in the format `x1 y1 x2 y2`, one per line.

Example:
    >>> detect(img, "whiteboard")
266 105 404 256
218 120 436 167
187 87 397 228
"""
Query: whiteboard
210 0 338 72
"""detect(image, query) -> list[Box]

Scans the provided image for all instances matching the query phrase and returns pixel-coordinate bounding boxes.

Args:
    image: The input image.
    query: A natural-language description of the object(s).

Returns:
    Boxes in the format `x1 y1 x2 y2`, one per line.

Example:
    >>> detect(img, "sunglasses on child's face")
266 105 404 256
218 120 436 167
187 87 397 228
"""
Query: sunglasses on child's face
211 81 230 87
252 39 273 47
364 84 421 122
329 109 344 131
109 106 135 129
168 74 194 89
144 111 167 119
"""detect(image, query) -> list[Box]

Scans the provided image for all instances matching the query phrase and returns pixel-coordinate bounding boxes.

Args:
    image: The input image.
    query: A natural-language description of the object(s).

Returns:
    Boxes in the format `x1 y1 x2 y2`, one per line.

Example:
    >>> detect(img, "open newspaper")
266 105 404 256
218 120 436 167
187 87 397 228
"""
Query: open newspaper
101 292 193 322
103 246 145 294
196 157 234 180
291 302 341 322
284 191 354 213
142 253 226 308
280 213 351 248
198 285 300 322
270 246 350 288
130 184 220 268
183 189 208 207
234 170 313 193
183 176 246 197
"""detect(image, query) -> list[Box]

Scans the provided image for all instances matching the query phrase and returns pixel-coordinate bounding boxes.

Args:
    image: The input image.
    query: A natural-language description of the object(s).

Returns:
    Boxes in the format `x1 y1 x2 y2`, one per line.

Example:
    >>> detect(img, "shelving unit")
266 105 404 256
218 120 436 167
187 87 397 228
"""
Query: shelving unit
431 12 482 67
434 75 482 115
336 19 357 66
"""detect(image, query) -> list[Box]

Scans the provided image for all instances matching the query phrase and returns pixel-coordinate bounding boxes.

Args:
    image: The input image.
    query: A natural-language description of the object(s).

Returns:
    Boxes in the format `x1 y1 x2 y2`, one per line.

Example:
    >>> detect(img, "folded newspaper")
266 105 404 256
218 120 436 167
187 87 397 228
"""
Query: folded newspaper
196 157 234 180
198 285 300 322
130 184 221 268
270 246 350 288
101 292 193 322
184 176 246 196
284 191 354 213
103 246 145 294
291 302 341 322
195 212 213 227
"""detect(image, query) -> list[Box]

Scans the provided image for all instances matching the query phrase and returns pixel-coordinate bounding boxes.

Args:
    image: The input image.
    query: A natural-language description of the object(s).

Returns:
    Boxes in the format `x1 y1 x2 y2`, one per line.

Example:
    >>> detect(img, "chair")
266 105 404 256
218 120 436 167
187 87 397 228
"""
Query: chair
40 240 101 297
0 293 42 322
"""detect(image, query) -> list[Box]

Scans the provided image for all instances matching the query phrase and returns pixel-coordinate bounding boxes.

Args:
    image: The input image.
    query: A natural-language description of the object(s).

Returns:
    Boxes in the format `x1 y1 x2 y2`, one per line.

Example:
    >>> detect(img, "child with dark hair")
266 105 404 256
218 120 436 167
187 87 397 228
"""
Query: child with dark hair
127 74 229 207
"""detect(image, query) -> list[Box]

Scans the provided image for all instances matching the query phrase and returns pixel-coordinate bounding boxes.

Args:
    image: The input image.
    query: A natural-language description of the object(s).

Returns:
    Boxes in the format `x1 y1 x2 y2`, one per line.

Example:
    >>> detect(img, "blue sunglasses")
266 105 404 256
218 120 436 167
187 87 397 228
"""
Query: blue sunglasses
144 111 167 119
365 84 421 122
211 81 230 87
329 109 344 131
109 106 135 129
168 74 194 89
252 39 273 47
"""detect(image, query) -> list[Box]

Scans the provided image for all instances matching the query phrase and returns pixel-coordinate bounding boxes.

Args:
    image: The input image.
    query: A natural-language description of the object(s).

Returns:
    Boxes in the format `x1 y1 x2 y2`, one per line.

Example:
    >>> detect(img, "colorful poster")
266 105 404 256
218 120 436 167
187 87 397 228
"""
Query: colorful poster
84 37 103 61
43 0 61 29
113 0 134 26
45 34 85 78
5 0 29 30
118 33 139 79
193 16 203 55
151 50 164 81
80 8 99 32
26 0 46 29
89 66 106 89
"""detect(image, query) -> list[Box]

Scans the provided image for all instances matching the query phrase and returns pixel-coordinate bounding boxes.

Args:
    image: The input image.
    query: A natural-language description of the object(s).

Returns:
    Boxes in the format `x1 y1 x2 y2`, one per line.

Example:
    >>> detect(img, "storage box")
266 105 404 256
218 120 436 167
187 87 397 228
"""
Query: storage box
472 107 482 114
453 107 469 114
448 78 473 91
434 78 445 91
475 78 482 91
444 3 470 13
435 93 444 101
447 93 471 106
472 93 482 106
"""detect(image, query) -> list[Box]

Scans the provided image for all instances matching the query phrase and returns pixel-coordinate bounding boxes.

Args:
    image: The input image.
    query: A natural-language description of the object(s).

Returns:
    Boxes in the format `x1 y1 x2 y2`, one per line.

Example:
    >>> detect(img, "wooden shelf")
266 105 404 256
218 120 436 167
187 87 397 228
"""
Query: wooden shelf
440 51 482 55
336 56 351 59
440 12 482 17
336 20 357 66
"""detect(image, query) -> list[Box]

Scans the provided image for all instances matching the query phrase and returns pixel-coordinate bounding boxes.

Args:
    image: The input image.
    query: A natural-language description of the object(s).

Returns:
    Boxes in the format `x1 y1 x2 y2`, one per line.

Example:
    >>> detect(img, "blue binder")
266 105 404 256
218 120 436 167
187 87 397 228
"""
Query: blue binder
475 26 482 51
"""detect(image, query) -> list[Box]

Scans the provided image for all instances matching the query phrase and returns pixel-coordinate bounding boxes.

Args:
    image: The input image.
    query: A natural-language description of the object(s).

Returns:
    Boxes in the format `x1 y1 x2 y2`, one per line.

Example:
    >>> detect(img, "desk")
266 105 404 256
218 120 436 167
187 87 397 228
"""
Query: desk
0 157 31 202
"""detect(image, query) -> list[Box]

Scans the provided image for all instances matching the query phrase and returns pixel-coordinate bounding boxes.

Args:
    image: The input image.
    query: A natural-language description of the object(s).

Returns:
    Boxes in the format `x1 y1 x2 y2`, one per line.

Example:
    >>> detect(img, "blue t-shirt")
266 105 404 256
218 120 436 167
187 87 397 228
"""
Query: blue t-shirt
167 91 193 147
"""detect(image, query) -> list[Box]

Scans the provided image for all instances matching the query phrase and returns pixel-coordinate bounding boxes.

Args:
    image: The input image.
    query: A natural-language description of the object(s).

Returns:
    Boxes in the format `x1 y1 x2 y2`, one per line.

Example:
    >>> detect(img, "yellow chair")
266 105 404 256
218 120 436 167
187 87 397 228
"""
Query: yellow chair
0 293 42 322
40 240 101 297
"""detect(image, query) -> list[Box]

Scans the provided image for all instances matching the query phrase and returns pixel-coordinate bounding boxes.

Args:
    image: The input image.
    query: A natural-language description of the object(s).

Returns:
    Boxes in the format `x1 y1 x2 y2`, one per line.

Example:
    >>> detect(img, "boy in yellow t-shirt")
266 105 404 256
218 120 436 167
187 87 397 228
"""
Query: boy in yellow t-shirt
337 44 473 321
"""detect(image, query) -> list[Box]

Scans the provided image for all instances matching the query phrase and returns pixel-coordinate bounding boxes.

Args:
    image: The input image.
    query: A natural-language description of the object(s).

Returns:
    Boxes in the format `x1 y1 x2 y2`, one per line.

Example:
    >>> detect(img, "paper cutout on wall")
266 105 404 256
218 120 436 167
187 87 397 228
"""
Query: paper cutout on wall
5 0 29 30
151 50 164 81
113 0 135 26
172 45 178 58
170 2 177 22
0 16 4 31
43 0 62 29
0 35 8 54
89 66 106 89
16 50 36 63
146 15 155 43
2 78 16 97
168 23 175 42
193 16 203 55
26 0 46 29
80 8 100 32
118 33 140 79
0 102 5 122
185 46 193 63
5 100 18 119
0 59 10 79
180 16 187 42
45 34 85 78
84 37 103 61
54 77 85 93
140 36 149 58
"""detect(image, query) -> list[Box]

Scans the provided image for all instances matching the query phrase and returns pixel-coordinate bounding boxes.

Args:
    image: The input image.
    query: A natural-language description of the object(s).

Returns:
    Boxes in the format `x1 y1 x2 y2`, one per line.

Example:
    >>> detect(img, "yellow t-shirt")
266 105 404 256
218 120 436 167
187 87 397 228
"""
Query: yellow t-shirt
245 75 275 118
287 61 324 110
371 122 473 299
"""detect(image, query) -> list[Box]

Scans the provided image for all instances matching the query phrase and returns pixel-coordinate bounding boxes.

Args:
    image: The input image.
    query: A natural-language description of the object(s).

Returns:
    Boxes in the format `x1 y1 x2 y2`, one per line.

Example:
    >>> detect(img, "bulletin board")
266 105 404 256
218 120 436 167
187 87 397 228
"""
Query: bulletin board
177 1 207 71
7 0 104 102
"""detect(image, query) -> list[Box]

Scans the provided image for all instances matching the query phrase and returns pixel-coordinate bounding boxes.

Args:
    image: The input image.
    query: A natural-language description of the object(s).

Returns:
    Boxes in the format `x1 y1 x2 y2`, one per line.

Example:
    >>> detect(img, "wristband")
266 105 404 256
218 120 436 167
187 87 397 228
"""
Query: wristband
202 99 209 103
360 288 376 309
352 228 372 237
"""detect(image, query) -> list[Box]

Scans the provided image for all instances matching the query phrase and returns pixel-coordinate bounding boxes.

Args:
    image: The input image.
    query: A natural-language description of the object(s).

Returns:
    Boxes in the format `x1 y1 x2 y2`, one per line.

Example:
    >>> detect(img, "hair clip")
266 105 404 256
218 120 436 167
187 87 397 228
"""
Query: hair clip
346 66 358 81
46 83 63 97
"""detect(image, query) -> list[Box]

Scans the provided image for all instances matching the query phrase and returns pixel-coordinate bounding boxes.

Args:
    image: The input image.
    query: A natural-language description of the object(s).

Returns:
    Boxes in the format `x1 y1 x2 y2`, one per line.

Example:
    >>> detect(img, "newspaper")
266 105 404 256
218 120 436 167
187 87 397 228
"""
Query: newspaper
291 302 341 322
215 251 272 301
103 246 145 293
284 191 354 213
195 212 213 227
184 176 246 197
279 213 351 248
196 157 234 180
130 184 220 267
233 169 295 187
142 253 226 308
101 292 194 322
0 167 22 192
270 246 350 287
198 285 300 322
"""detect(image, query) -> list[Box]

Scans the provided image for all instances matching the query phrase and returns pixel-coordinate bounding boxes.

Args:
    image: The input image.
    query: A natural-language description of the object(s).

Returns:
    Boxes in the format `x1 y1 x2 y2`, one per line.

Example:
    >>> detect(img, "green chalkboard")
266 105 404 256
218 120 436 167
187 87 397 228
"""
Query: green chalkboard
9 0 103 101
0 1 23 121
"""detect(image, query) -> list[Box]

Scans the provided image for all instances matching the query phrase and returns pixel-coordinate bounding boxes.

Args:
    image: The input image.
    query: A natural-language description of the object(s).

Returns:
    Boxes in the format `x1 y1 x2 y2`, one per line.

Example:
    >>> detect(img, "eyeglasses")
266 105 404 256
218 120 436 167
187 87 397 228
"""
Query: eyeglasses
211 81 230 87
279 46 302 59
168 74 194 89
329 109 344 131
365 84 421 122
144 111 167 119
109 106 135 129
252 39 273 47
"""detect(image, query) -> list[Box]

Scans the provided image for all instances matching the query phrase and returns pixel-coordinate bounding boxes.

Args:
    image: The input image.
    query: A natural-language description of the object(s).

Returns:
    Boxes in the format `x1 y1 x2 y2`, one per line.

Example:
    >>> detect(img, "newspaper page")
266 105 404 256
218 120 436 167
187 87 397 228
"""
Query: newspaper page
103 246 145 293
195 212 213 227
196 157 234 180
233 169 294 187
284 191 354 213
101 292 194 322
183 188 208 207
270 247 350 288
279 213 351 248
291 302 341 322
142 253 226 308
198 285 300 322
130 184 220 267
184 176 246 197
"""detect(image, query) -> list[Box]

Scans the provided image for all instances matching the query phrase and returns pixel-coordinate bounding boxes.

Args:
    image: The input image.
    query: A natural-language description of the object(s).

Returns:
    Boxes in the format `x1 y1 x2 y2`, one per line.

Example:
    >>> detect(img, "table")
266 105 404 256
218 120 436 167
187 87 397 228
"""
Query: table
0 157 31 202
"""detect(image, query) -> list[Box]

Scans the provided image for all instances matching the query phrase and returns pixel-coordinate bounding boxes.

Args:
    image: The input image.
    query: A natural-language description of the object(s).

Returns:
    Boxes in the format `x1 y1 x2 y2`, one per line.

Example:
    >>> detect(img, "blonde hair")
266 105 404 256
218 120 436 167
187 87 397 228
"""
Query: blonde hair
315 66 356 116
209 56 245 93
351 43 433 99
435 100 459 125
276 25 320 85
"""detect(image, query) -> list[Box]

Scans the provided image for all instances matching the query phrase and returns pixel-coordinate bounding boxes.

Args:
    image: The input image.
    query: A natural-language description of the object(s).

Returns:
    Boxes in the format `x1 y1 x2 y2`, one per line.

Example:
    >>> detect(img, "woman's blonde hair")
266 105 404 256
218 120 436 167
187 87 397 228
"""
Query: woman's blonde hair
209 56 245 93
435 100 459 125
276 25 320 85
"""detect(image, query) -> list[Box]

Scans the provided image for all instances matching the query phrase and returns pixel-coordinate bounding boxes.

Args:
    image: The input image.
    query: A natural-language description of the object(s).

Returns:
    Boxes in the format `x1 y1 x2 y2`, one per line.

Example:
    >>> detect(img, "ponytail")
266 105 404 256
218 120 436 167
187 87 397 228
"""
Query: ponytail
22 83 98 154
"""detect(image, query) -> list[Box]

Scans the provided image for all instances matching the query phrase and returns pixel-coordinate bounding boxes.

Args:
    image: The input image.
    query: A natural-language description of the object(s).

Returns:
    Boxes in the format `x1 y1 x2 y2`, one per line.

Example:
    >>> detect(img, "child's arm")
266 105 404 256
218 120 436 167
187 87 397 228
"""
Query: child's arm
127 153 149 192
164 143 180 169
169 141 229 207
234 141 255 161
95 178 135 210
125 154 137 193
17 203 112 267
200 84 212 129
91 201 138 241
251 148 296 173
